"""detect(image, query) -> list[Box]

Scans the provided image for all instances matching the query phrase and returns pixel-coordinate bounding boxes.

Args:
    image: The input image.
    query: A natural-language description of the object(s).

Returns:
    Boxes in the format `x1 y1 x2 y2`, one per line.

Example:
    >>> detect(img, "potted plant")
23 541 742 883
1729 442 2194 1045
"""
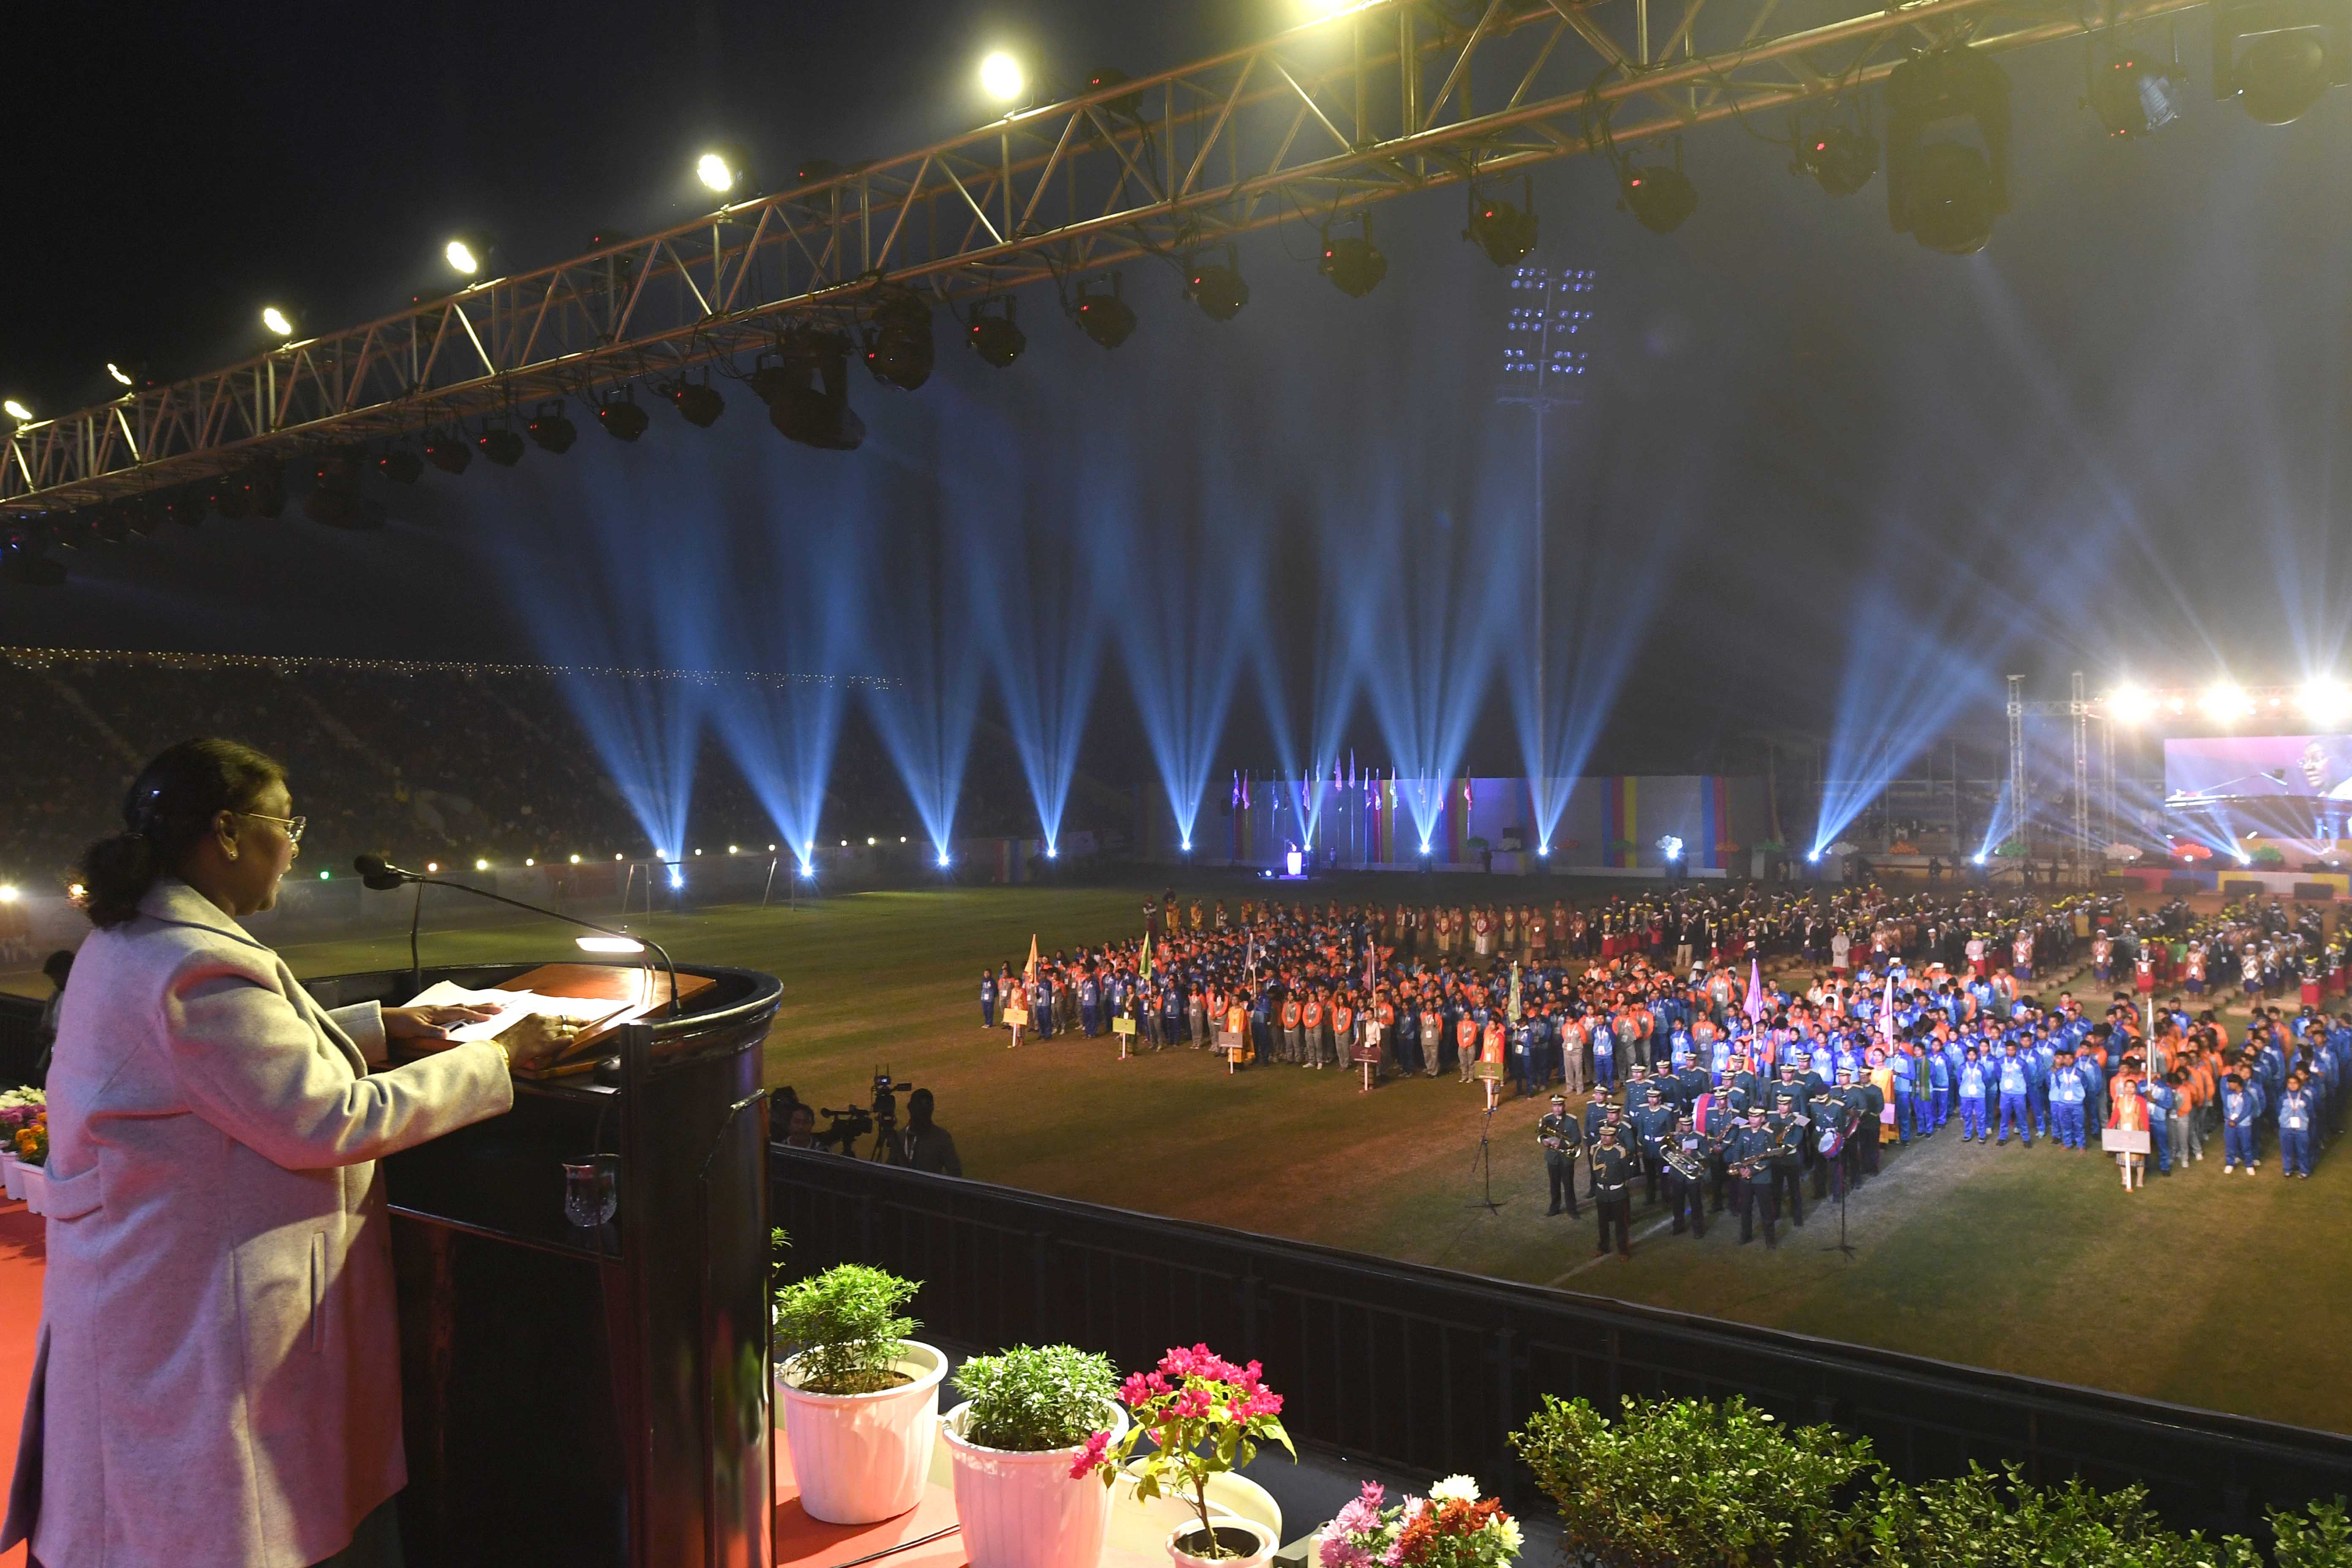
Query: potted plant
14 1116 48 1215
1318 1475 1522 1568
773 1263 944 1524
1081 1343 1293 1566
942 1345 1130 1568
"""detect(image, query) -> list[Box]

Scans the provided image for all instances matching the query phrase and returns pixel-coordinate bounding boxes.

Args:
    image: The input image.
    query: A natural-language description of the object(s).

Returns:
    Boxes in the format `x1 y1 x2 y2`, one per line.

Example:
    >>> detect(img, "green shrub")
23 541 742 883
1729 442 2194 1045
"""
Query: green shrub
2268 1497 2352 1568
1862 1463 2260 1568
950 1345 1121 1453
1511 1394 1878 1568
773 1264 919 1395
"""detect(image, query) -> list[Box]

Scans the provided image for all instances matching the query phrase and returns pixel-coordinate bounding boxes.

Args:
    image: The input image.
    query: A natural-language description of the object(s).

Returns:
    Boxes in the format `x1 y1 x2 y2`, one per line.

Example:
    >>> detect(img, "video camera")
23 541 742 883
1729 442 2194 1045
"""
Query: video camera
816 1067 917 1156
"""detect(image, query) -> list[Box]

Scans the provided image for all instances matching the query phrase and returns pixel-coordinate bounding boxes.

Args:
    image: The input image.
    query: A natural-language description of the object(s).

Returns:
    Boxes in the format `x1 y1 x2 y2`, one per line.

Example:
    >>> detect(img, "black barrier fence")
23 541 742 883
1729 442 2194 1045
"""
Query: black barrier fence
772 1148 2352 1538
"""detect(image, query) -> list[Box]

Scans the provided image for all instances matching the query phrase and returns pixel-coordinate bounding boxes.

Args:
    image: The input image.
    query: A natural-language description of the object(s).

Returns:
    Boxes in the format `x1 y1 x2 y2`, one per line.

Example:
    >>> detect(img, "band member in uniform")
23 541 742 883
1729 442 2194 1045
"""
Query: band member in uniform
1588 1122 1633 1258
1732 1107 1779 1247
1538 1094 1584 1217
1661 1111 1707 1236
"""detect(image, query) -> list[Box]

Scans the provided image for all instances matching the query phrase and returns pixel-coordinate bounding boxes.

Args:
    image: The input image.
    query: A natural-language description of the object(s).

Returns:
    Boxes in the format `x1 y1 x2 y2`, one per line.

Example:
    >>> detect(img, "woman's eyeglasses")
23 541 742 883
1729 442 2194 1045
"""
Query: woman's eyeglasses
239 811 307 845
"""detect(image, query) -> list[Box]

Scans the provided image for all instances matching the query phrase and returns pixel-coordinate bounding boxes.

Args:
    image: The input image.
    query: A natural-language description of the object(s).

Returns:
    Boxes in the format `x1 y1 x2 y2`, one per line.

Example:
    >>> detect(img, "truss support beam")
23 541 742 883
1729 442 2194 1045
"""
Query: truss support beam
5 0 2212 514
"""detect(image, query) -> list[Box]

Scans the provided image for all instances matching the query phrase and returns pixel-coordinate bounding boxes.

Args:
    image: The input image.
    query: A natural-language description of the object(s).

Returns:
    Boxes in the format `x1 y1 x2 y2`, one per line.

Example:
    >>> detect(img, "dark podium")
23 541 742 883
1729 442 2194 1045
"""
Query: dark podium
302 961 783 1568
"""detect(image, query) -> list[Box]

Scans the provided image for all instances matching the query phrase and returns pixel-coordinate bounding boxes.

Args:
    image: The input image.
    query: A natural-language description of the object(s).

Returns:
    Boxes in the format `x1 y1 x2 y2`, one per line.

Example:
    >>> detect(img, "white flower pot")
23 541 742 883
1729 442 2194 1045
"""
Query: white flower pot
943 1400 1129 1568
0 1154 20 1201
777 1340 946 1524
18 1165 46 1217
1165 1514 1278 1568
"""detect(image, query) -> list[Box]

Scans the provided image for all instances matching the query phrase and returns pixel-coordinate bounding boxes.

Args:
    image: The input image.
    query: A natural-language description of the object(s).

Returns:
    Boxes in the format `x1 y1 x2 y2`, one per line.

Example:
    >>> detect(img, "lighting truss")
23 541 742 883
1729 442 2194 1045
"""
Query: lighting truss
4 0 2212 513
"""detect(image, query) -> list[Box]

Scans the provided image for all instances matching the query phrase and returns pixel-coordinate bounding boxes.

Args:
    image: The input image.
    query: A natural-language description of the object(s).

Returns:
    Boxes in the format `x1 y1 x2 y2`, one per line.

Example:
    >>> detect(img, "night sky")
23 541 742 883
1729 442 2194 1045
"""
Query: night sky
7 0 2349 799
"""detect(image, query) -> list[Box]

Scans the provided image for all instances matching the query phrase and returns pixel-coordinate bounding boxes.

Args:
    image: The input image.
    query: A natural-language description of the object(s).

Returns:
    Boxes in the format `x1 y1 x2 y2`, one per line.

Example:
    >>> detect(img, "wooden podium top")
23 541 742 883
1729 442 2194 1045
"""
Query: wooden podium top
495 962 720 1076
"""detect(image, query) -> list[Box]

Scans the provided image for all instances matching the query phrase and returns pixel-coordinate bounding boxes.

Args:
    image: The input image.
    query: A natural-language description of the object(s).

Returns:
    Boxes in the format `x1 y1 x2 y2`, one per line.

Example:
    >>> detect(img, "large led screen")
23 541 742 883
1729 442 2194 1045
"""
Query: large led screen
2165 735 2352 801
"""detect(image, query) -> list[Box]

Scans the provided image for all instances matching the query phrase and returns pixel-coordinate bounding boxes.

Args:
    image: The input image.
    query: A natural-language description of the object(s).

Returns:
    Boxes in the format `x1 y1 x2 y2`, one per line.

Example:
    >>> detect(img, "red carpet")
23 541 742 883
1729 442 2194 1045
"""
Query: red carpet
0 1200 43 1568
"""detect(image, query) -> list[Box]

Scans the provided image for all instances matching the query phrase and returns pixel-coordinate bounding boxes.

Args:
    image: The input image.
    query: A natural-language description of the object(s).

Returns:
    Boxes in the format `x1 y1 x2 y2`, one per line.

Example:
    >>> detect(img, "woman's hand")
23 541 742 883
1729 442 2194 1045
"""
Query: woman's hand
383 1002 505 1040
494 1013 585 1071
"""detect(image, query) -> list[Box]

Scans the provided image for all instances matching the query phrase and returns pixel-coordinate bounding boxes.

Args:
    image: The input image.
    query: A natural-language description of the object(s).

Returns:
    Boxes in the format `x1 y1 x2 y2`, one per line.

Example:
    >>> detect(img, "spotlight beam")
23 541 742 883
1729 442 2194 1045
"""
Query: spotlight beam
5 0 2211 512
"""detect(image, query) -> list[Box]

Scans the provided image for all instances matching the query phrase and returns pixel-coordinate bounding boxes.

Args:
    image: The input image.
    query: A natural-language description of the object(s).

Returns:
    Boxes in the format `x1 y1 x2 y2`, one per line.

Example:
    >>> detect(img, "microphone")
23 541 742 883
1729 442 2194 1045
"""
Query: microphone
354 853 683 1017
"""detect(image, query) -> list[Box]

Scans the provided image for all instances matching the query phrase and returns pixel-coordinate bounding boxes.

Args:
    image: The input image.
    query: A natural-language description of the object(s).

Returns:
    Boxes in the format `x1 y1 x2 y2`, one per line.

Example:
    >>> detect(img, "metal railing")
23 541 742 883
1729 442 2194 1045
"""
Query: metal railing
773 1148 2352 1535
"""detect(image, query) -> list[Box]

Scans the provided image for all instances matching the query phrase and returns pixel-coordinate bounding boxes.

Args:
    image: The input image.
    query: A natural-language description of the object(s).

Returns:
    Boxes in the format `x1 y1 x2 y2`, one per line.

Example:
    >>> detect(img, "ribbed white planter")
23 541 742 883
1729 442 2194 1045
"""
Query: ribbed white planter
1 1153 22 1201
943 1399 1130 1568
776 1340 946 1524
18 1165 46 1216
1165 1514 1278 1567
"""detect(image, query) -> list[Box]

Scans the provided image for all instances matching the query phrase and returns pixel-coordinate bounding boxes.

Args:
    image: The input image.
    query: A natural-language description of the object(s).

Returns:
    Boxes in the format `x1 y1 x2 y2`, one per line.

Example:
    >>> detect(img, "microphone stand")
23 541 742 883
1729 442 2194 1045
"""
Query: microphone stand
363 859 682 1016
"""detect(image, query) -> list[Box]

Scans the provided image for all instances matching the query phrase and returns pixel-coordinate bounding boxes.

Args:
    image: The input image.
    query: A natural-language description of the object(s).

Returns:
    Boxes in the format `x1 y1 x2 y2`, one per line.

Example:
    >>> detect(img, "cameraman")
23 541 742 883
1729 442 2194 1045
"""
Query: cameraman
779 1102 826 1151
888 1088 962 1176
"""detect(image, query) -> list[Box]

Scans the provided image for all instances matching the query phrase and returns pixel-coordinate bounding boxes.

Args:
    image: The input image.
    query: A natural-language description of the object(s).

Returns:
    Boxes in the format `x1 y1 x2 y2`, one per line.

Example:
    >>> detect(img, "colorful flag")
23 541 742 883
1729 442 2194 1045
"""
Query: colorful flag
1879 970 1896 1043
1745 956 1766 1024
1508 961 1523 1024
1026 934 1040 985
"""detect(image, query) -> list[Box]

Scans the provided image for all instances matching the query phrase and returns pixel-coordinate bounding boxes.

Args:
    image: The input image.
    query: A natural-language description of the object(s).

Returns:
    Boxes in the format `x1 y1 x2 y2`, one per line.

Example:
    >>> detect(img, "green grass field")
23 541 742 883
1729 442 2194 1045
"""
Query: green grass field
24 880 2348 1434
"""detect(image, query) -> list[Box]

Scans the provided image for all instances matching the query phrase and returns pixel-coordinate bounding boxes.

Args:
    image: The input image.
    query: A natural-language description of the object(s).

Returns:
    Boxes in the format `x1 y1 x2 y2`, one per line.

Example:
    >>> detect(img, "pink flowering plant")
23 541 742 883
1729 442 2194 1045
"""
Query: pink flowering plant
1074 1343 1294 1556
1318 1476 1522 1568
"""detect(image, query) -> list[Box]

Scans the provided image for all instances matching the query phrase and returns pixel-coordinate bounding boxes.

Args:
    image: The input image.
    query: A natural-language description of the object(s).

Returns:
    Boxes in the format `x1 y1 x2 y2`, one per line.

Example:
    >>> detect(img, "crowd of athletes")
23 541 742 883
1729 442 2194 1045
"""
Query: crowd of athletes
982 883 2349 1254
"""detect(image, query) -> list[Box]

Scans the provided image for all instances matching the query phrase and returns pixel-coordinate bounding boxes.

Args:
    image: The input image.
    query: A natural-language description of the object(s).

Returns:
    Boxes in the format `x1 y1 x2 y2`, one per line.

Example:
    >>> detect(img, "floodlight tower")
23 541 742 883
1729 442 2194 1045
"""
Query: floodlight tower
2006 672 2026 860
1496 266 1596 806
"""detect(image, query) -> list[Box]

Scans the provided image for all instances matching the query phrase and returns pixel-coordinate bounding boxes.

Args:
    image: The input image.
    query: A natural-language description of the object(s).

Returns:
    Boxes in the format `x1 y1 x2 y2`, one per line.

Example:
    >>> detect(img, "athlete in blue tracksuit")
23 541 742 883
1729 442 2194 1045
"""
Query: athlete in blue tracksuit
2026 1034 2054 1139
1592 1018 1617 1092
2221 1074 2260 1172
2139 1072 2173 1174
981 969 998 1028
2278 1075 2316 1177
2048 1050 2087 1149
1887 1046 1916 1142
1995 1043 2034 1146
1080 972 1102 1037
1958 1047 1989 1141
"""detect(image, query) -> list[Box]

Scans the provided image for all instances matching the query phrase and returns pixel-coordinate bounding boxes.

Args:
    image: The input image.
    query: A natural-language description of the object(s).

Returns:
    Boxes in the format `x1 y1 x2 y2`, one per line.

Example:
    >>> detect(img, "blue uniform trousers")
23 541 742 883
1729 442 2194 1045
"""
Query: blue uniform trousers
2051 1104 2083 1149
2281 1127 2313 1176
1960 1095 1986 1138
2224 1123 2257 1166
1997 1092 2032 1143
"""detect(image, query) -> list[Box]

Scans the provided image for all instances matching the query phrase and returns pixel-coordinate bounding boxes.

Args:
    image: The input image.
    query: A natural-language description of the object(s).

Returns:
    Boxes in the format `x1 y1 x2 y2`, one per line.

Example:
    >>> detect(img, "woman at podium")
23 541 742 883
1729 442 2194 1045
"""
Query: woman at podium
3 739 572 1568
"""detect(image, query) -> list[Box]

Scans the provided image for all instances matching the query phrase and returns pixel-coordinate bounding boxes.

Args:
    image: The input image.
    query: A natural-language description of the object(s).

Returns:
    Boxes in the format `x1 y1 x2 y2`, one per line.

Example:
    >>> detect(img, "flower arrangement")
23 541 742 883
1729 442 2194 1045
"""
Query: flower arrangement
772 1264 920 1395
13 1119 46 1166
1319 1476 1522 1568
952 1344 1122 1453
0 1089 44 1135
1077 1344 1294 1556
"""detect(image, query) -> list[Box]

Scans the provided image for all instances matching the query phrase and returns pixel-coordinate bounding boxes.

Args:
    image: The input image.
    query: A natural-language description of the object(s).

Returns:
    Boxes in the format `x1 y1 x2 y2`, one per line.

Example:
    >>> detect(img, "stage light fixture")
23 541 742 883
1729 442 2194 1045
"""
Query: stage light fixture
304 452 376 529
525 402 577 454
208 472 254 520
163 490 205 527
1538 844 1550 857
474 858 490 871
2214 0 2350 122
697 145 754 197
667 381 726 427
2088 37 2189 135
1075 272 1137 349
2201 680 2251 719
1046 845 1058 859
863 284 936 390
423 433 472 474
756 328 866 449
378 449 422 484
261 305 298 339
105 362 133 387
1419 842 1432 857
966 298 1026 368
1972 852 1987 865
980 50 1026 103
444 233 494 277
1463 179 1539 266
938 852 951 867
1086 65 1143 118
476 428 525 466
1885 46 2012 255
2 398 31 422
2303 679 2352 725
248 460 286 518
2105 684 2154 723
1318 220 1387 298
1796 126 1880 196
1620 158 1698 234
1185 245 1249 322
597 395 651 442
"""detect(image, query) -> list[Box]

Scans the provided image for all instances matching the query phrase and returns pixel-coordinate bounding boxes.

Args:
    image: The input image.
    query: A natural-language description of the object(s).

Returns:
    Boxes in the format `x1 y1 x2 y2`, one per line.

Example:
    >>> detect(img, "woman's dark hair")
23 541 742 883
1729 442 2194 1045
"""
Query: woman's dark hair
79 738 286 930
